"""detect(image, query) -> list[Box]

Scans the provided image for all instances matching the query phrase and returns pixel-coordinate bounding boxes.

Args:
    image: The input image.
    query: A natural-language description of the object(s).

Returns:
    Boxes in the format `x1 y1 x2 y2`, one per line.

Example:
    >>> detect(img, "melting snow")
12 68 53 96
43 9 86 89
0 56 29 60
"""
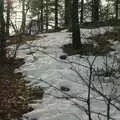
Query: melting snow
13 27 120 120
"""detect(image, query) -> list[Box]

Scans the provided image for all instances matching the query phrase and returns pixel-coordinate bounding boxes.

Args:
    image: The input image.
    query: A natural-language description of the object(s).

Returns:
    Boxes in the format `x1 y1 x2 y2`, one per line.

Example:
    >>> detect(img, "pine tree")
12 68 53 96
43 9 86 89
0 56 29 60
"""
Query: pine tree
80 0 84 23
72 0 81 49
45 0 49 32
20 0 30 33
0 0 6 56
92 0 100 24
65 0 71 27
115 0 119 23
6 0 11 37
55 0 58 31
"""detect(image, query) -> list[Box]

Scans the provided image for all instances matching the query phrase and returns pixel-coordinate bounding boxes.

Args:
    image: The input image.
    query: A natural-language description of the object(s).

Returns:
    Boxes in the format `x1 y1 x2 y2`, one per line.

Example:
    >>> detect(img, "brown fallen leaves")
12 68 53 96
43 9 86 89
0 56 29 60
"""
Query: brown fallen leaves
0 57 31 120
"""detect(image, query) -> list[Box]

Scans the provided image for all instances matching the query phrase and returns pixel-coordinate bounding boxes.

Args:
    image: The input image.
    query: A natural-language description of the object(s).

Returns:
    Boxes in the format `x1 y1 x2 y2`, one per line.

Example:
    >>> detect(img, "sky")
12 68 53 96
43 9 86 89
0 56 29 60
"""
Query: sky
102 0 107 5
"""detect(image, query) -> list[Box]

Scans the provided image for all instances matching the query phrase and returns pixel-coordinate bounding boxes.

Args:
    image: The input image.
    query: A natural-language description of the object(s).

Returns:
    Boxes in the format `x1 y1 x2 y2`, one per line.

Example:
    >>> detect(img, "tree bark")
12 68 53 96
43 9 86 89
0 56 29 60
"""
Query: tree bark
65 0 71 27
37 13 41 32
6 0 11 37
115 0 119 23
0 0 6 56
92 0 100 24
21 0 26 33
40 0 44 32
55 0 58 31
45 0 48 32
80 0 84 23
72 0 81 49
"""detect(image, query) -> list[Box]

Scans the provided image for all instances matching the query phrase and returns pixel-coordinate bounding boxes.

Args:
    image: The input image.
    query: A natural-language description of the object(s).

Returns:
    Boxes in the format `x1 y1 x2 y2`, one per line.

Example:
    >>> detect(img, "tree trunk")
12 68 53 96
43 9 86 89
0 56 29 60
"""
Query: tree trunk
72 0 81 49
40 0 44 32
45 0 48 32
37 13 41 32
80 0 84 23
92 0 100 24
106 1 109 21
55 0 58 31
21 0 26 33
6 0 11 37
65 0 71 27
0 0 6 56
115 0 119 23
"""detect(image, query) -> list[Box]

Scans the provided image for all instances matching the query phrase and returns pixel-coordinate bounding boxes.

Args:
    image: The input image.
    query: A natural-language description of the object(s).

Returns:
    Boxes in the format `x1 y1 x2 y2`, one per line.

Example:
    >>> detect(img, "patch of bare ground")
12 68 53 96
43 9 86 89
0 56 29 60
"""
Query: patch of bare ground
0 57 32 120
88 31 118 44
62 43 114 56
7 34 35 46
62 31 117 56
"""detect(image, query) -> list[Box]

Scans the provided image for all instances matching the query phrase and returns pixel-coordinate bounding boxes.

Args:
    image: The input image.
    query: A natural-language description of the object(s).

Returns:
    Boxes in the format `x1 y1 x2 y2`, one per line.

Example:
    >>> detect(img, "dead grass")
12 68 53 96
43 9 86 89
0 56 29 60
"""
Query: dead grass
62 30 117 56
62 43 114 56
7 34 35 46
0 57 31 120
88 31 118 45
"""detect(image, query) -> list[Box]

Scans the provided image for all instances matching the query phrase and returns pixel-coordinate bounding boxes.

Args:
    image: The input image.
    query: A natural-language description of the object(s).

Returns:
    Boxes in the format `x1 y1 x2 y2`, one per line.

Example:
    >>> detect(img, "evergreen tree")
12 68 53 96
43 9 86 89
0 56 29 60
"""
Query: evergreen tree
72 0 81 49
65 0 71 27
92 0 100 23
20 0 30 33
45 0 49 32
6 0 11 37
55 0 59 31
0 0 6 56
21 0 26 33
80 0 84 23
115 0 119 22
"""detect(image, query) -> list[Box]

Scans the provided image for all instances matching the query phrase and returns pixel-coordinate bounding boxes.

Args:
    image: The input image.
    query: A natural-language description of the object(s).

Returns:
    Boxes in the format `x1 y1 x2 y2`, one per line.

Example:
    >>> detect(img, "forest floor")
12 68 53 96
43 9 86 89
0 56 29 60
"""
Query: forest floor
0 57 31 119
7 27 120 120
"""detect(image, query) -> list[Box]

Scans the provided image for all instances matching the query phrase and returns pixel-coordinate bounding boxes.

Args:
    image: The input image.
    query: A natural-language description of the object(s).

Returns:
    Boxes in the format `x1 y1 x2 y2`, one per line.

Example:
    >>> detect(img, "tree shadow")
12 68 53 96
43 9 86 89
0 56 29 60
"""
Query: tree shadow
61 43 114 56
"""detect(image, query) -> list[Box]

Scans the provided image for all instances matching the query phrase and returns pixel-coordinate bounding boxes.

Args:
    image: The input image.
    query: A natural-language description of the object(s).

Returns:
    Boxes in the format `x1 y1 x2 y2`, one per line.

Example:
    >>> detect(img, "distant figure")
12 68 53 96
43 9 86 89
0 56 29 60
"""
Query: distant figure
28 21 32 35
